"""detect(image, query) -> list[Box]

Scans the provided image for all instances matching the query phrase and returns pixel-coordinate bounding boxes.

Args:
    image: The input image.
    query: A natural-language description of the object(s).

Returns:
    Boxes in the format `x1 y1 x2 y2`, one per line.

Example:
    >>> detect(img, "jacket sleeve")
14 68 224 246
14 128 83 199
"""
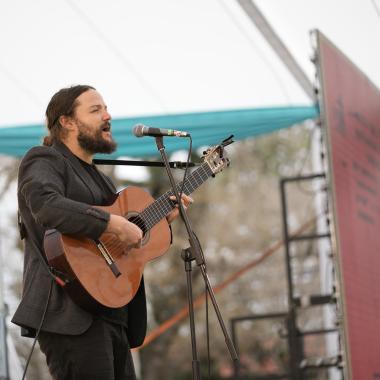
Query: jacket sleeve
19 146 110 240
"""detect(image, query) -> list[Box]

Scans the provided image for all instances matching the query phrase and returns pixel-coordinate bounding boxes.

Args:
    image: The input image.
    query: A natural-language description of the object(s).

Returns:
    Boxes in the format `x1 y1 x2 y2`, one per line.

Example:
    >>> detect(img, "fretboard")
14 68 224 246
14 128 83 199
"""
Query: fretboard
139 162 213 230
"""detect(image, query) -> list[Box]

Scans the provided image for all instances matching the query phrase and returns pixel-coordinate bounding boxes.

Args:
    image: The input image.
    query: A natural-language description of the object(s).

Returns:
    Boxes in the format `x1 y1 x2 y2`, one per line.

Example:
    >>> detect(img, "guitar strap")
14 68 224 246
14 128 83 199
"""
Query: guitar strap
18 212 66 287
17 211 26 240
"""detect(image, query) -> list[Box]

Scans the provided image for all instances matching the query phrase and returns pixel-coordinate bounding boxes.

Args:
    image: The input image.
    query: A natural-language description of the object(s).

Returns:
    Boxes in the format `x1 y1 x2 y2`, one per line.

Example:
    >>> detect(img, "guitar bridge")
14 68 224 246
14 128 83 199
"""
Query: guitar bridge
95 240 121 278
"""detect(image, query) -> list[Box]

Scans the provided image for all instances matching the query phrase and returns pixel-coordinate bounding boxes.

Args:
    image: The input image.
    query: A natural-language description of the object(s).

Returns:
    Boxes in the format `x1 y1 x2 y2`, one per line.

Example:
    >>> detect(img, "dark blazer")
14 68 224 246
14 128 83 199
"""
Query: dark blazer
12 142 147 348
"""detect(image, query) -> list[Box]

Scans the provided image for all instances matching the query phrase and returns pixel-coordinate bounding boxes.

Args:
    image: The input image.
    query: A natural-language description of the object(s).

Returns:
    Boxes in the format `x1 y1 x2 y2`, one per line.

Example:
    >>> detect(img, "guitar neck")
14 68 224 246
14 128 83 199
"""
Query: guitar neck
140 162 213 230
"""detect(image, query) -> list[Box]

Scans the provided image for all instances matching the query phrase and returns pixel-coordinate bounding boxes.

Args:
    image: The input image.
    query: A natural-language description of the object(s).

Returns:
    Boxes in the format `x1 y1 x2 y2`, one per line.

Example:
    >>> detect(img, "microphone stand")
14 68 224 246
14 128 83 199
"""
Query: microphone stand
155 136 239 379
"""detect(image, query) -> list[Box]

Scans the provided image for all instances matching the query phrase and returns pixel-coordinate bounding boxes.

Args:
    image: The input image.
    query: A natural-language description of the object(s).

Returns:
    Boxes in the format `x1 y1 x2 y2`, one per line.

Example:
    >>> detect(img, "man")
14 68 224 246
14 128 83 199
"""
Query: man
12 85 192 379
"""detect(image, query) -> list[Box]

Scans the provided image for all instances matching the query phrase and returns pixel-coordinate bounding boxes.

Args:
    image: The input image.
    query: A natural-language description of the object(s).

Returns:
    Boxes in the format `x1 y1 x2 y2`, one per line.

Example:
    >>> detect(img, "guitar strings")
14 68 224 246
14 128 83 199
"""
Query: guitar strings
100 163 213 250
132 164 205 230
137 163 212 229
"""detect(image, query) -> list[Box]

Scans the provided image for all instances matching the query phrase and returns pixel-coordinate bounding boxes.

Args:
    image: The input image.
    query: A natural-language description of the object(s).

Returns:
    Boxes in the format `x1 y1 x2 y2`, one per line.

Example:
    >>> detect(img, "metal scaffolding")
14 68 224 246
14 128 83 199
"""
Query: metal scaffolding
230 173 344 379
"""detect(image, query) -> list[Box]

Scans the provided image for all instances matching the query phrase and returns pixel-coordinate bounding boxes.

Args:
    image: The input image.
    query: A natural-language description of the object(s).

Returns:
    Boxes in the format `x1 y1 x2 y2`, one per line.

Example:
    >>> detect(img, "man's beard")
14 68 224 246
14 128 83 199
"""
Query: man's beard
76 120 117 154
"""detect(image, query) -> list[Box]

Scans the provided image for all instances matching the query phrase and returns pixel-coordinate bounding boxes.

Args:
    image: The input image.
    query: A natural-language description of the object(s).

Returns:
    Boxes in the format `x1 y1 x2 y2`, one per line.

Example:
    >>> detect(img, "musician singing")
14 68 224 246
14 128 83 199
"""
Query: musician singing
12 85 192 380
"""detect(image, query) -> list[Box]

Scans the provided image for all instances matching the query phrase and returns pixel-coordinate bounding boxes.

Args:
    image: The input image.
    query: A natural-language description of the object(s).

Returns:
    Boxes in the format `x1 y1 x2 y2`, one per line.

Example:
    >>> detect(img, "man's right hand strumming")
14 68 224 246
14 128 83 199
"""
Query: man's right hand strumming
106 214 143 249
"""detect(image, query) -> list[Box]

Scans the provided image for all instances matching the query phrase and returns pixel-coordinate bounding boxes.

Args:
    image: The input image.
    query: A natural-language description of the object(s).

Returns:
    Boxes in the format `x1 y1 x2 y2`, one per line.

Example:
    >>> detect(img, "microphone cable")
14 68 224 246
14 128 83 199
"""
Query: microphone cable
17 215 60 380
21 277 53 380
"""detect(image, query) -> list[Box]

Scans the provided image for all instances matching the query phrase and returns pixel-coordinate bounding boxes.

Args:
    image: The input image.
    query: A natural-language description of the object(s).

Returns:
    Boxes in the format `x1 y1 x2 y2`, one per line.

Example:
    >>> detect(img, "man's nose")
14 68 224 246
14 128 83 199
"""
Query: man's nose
102 110 112 121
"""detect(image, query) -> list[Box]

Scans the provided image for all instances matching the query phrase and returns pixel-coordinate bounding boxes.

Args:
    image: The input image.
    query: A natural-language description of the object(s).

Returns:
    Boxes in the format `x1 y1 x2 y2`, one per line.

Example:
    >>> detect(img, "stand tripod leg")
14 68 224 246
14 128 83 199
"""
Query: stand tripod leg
199 264 239 363
183 249 202 380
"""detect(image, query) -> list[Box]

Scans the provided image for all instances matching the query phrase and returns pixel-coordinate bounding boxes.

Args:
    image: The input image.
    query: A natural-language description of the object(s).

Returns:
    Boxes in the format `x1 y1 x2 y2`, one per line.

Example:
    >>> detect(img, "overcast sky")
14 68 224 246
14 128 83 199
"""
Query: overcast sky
1 0 379 126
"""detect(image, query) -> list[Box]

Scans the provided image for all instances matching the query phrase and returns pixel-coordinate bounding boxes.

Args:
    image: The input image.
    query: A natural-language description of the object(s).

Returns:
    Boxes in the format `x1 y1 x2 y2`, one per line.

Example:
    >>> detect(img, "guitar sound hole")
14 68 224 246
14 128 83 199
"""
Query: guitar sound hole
128 215 147 237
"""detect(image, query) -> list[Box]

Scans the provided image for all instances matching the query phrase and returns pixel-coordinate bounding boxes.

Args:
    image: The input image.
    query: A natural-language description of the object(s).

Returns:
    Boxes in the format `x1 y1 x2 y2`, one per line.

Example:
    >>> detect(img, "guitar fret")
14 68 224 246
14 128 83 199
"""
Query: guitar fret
140 162 213 230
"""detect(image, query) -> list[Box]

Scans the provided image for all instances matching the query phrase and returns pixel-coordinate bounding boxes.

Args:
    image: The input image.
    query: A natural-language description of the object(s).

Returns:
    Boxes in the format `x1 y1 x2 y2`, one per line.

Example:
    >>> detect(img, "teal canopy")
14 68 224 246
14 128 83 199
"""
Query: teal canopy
0 106 318 158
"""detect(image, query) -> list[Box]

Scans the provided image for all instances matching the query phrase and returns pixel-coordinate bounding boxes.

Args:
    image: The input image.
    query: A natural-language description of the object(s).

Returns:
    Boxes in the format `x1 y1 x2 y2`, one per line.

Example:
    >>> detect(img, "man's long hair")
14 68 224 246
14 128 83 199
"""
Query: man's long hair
43 85 95 146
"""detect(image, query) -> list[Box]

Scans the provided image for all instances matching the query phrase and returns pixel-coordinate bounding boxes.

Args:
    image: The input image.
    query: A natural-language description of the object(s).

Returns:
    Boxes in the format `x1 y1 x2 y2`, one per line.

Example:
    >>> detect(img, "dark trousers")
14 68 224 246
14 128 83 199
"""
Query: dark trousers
38 318 136 380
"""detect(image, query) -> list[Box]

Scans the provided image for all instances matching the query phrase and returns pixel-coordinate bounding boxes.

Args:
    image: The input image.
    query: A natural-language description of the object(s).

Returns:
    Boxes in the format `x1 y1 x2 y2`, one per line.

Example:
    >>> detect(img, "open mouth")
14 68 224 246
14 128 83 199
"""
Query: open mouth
101 123 111 132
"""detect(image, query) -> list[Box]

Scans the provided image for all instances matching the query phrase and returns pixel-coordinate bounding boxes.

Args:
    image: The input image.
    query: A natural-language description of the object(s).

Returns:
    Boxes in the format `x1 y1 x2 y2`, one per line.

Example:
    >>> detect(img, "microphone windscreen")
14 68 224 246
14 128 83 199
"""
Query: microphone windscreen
132 124 145 137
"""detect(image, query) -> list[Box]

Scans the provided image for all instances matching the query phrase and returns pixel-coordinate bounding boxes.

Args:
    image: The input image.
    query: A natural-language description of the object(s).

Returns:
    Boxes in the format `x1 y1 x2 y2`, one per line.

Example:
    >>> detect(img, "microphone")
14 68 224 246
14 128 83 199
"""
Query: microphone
133 124 190 138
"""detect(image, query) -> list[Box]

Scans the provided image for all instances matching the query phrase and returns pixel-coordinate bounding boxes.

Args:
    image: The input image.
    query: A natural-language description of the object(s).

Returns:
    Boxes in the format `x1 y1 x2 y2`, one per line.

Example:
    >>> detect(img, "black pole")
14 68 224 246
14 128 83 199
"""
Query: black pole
280 179 303 380
93 158 198 168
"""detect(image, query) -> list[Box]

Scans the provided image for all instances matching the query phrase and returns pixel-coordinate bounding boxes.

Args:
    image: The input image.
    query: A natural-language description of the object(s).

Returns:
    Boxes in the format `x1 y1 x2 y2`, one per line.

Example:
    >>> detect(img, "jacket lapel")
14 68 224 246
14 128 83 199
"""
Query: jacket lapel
53 142 99 202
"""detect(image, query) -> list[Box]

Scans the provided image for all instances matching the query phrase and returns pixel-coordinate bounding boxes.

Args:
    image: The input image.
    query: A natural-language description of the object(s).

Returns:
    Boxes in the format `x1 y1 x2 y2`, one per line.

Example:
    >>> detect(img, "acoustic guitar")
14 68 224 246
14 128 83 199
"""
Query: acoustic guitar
44 138 232 312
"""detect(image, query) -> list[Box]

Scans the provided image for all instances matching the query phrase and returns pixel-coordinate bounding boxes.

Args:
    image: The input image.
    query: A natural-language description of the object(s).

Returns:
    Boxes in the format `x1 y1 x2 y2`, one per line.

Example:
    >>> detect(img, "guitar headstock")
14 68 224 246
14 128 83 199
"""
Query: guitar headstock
202 135 234 175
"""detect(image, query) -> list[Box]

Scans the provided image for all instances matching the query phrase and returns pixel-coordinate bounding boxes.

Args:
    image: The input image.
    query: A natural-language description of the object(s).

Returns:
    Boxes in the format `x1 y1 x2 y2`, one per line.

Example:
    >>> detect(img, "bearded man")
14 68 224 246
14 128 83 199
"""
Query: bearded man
12 85 191 380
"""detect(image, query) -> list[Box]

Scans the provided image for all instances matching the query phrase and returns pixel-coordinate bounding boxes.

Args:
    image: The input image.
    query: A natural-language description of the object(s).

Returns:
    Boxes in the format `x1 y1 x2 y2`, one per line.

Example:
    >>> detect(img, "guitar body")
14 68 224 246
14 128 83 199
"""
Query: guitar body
44 186 171 312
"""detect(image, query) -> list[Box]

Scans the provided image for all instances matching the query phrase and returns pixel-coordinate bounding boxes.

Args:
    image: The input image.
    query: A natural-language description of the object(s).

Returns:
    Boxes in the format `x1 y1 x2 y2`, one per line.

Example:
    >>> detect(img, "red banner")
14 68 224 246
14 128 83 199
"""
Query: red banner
318 31 380 378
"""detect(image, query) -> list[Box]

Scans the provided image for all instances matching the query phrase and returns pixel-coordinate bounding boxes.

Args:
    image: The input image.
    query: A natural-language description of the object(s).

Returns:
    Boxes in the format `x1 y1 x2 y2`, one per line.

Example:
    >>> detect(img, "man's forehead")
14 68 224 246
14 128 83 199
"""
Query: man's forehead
76 89 106 107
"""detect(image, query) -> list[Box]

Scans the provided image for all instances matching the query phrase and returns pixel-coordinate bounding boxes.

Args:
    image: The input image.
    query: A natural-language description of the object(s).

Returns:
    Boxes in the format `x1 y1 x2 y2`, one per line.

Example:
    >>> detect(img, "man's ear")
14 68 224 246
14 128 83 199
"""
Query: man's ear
59 115 76 132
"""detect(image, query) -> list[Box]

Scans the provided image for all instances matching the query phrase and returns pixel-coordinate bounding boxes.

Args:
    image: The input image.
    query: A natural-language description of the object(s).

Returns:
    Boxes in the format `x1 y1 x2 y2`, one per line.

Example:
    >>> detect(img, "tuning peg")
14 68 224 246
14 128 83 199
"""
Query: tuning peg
221 135 234 147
